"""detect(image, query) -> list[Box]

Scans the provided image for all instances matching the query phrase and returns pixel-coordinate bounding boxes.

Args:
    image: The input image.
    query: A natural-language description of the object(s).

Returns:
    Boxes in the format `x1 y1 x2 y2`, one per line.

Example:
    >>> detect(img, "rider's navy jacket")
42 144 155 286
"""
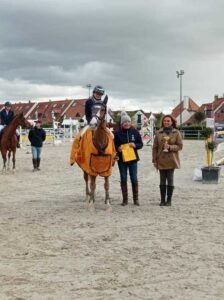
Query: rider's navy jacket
85 96 104 124
0 109 14 125
114 126 143 162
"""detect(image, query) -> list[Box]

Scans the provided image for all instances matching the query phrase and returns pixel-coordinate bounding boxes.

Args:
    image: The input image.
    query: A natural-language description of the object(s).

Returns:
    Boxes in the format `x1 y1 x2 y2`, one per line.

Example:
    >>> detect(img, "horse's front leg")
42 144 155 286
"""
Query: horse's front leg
104 176 111 206
2 155 7 172
83 171 90 201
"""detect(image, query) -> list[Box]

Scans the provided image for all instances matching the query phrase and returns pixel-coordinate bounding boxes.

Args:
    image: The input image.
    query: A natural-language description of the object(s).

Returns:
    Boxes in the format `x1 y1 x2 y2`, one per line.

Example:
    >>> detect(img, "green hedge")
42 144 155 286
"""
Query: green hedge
180 125 204 131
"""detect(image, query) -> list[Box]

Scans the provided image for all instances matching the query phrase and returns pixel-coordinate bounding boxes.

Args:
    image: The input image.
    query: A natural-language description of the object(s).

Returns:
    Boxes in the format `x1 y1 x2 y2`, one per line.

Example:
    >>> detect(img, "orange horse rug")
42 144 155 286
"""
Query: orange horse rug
70 127 116 177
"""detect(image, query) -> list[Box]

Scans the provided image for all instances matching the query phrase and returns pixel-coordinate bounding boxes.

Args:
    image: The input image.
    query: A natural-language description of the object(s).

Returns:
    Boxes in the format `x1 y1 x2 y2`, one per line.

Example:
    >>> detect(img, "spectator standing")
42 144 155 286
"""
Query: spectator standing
28 120 46 171
114 112 143 206
152 115 183 206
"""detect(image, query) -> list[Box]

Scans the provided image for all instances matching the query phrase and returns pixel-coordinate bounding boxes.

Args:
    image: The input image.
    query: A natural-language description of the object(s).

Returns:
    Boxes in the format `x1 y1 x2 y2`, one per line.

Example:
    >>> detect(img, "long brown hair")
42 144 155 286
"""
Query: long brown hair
161 114 177 128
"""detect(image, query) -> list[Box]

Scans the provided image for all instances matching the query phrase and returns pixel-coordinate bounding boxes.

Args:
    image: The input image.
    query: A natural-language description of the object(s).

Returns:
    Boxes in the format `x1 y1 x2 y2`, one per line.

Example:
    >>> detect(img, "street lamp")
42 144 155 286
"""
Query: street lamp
86 84 92 97
176 70 184 127
69 117 73 142
63 114 66 141
149 114 155 146
51 110 55 145
35 111 38 120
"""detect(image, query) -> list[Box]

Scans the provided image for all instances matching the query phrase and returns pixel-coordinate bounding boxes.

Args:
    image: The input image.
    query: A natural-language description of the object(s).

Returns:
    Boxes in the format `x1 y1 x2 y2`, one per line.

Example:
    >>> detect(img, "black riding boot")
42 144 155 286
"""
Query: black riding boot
166 186 174 206
121 182 128 206
159 185 166 206
132 183 139 206
32 159 37 171
37 158 41 170
17 135 21 148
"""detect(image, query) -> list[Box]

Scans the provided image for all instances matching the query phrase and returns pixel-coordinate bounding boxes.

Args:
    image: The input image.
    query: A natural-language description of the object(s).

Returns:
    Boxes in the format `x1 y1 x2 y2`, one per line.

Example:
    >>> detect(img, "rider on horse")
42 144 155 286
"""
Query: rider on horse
0 101 21 148
85 85 106 124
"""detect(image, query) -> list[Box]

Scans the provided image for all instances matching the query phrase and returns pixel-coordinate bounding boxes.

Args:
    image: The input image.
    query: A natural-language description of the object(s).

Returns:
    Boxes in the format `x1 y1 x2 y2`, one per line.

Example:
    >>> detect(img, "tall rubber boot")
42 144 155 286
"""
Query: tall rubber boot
159 185 166 206
17 135 21 148
37 158 41 171
32 159 37 172
132 183 139 206
166 186 174 206
121 182 128 206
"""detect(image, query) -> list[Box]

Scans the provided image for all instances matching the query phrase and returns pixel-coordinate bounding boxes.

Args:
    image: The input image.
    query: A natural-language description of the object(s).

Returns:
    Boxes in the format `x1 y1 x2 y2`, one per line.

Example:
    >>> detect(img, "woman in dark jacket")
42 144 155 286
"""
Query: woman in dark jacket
28 120 46 171
114 112 143 206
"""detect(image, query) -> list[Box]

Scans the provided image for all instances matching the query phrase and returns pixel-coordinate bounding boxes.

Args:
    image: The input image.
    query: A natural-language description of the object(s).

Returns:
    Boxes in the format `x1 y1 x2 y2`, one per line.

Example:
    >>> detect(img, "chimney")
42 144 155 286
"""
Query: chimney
214 94 219 101
183 96 189 109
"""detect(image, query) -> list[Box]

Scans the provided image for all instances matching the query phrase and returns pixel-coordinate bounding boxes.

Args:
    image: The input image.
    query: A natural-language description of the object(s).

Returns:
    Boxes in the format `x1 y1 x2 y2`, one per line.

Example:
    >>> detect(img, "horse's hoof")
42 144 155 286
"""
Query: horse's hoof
105 197 111 205
87 202 95 213
106 205 112 212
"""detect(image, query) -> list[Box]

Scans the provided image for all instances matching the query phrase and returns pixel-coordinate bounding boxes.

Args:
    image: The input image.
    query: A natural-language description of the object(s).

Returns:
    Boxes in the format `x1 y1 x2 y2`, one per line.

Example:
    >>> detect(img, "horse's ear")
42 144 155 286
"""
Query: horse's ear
103 95 108 105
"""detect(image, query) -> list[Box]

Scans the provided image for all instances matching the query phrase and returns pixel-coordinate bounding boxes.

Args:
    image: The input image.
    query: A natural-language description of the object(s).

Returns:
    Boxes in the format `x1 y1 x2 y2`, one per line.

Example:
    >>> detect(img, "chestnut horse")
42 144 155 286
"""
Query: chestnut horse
0 113 31 171
80 97 116 209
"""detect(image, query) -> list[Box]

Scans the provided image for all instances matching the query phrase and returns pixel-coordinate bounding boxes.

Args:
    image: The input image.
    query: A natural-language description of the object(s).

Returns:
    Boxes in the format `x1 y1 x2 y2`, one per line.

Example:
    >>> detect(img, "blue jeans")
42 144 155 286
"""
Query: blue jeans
31 146 42 159
118 161 138 184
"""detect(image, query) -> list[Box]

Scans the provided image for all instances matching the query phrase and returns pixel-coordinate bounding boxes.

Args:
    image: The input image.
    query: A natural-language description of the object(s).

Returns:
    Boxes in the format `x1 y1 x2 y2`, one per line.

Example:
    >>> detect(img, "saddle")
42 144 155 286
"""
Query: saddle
90 153 112 174
70 127 116 176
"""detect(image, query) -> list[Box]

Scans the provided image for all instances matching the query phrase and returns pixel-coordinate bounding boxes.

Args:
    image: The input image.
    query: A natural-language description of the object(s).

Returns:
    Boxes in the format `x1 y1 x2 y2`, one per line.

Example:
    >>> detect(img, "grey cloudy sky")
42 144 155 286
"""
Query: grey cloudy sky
1 0 224 112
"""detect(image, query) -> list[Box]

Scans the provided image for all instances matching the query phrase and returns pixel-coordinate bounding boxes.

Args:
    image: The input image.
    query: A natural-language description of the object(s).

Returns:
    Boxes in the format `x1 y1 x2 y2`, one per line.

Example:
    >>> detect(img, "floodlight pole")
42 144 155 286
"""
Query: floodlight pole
86 84 92 97
176 70 184 127
51 111 55 146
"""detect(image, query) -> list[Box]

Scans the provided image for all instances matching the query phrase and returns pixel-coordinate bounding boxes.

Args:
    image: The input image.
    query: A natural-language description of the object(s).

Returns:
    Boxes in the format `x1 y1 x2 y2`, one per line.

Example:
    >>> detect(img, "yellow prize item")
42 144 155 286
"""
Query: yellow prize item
121 143 136 162
206 137 213 166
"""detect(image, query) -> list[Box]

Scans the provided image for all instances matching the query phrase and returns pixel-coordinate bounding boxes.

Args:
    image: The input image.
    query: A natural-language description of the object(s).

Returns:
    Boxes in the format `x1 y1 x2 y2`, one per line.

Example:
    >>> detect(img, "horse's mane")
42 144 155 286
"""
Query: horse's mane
92 106 109 154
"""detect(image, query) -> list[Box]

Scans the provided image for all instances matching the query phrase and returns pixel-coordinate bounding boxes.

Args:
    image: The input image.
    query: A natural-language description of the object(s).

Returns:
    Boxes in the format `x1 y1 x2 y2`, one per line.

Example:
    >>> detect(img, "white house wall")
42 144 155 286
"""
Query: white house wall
176 109 192 125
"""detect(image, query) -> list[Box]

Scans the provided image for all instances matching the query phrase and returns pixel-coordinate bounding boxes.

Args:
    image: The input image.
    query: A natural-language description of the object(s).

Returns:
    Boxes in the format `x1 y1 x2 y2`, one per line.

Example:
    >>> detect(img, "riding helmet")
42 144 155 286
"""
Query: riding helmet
5 101 12 106
93 85 105 95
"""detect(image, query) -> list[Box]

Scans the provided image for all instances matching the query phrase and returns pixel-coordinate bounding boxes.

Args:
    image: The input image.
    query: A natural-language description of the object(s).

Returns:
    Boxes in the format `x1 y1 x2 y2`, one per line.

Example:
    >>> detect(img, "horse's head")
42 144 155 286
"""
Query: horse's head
89 96 108 130
17 113 32 128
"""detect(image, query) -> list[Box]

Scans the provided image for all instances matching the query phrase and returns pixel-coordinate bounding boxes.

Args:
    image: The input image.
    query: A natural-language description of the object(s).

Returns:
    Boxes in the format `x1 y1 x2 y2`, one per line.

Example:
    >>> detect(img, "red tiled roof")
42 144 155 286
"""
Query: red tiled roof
0 102 36 118
183 99 224 125
172 97 199 119
65 99 87 120
28 99 74 124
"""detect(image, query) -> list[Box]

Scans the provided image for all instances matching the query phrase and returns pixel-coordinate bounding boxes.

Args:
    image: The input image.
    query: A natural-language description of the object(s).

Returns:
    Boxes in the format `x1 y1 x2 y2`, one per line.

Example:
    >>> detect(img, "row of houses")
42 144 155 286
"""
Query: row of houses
172 95 224 128
0 99 154 128
0 99 86 125
1 94 224 128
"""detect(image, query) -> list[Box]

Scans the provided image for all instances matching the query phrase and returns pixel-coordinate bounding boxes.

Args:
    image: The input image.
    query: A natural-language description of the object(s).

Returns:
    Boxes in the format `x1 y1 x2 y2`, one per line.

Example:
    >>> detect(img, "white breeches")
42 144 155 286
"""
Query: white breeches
0 125 19 136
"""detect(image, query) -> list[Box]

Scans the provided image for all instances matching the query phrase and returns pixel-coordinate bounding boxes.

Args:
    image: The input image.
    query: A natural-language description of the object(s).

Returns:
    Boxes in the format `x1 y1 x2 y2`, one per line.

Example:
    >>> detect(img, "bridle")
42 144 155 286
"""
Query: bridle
90 104 107 127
